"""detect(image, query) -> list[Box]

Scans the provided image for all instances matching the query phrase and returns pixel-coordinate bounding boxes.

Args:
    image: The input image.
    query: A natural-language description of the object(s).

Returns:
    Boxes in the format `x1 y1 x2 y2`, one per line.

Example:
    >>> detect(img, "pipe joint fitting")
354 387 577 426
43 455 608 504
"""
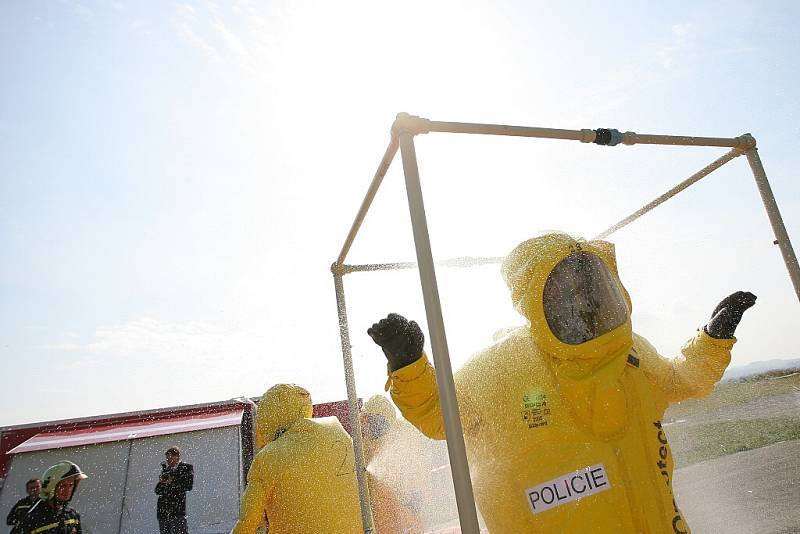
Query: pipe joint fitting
736 133 757 150
391 112 432 138
594 128 624 146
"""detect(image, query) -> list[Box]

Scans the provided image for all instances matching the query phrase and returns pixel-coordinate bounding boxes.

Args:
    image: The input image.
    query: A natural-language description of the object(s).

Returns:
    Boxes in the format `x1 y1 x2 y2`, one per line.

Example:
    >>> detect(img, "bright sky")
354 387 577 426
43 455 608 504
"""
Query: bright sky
1 1 798 426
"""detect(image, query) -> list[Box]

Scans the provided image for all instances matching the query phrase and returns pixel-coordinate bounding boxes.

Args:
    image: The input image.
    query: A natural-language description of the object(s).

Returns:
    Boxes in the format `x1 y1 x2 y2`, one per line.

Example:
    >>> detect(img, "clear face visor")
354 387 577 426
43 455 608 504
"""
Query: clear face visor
543 252 628 345
363 413 390 440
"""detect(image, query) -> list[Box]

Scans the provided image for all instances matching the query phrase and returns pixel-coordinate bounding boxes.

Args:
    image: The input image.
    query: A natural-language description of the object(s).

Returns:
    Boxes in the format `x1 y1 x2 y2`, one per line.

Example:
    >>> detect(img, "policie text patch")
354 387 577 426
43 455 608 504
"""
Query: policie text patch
525 463 611 514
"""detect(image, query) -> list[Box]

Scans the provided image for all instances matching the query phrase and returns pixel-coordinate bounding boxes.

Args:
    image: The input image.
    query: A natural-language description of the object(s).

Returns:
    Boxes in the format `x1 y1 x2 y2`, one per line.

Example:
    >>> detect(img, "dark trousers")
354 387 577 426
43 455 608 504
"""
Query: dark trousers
158 515 189 534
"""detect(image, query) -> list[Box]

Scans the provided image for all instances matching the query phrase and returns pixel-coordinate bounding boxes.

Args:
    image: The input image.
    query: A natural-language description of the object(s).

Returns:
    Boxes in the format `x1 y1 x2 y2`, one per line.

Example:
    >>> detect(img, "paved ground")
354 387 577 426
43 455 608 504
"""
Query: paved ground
673 440 800 534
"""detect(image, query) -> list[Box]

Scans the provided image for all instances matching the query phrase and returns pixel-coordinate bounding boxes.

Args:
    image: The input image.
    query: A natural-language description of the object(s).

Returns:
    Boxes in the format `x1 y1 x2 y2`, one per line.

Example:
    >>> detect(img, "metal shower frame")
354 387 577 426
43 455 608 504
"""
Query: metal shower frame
331 112 800 534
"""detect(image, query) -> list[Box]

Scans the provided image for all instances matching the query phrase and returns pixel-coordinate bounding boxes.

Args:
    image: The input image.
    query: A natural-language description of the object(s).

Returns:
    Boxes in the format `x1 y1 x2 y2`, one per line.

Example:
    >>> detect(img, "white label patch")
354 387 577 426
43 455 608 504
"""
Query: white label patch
525 463 611 514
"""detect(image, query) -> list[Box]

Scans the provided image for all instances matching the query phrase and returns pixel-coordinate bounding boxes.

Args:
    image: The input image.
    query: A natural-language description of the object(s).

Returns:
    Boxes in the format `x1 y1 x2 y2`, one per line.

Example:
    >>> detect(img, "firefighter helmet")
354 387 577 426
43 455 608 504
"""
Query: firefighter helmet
41 461 88 500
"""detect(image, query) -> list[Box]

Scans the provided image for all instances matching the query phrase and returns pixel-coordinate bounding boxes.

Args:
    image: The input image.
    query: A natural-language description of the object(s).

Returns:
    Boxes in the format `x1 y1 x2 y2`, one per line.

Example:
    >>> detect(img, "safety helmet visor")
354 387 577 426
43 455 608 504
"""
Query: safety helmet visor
543 251 627 344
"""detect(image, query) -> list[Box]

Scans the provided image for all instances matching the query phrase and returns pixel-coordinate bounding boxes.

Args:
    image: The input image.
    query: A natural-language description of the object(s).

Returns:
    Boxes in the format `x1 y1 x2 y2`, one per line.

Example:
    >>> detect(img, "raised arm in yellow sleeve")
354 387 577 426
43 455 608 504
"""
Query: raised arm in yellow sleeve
387 354 445 439
637 329 736 404
636 291 756 404
388 353 479 440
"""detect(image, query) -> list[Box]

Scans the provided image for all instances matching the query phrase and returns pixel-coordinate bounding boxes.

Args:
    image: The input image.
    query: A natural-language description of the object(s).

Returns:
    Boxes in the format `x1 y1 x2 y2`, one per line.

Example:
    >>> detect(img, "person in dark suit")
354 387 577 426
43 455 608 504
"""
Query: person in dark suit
155 446 194 534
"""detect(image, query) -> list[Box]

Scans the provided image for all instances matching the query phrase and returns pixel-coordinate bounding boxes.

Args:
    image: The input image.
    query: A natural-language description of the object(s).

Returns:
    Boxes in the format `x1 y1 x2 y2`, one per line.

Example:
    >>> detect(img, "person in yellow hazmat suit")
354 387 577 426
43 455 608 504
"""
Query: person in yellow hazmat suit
230 384 362 534
367 232 757 534
361 395 426 534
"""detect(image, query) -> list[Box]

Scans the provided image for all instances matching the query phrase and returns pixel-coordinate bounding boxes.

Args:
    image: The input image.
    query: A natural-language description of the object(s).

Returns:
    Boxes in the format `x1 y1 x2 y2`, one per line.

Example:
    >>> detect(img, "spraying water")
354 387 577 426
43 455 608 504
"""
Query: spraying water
361 396 465 533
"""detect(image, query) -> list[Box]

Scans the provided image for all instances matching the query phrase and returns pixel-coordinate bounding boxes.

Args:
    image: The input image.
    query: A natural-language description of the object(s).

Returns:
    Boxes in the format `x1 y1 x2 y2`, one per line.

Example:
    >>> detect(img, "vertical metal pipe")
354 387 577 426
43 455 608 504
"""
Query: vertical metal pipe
333 270 375 533
397 131 481 533
237 421 242 513
117 439 134 533
745 148 800 302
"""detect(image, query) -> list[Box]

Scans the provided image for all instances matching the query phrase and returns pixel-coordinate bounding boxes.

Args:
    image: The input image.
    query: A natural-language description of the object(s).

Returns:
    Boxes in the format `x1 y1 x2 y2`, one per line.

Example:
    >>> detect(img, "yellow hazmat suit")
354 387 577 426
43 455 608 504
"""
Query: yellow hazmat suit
387 233 735 533
361 395 426 534
231 384 362 534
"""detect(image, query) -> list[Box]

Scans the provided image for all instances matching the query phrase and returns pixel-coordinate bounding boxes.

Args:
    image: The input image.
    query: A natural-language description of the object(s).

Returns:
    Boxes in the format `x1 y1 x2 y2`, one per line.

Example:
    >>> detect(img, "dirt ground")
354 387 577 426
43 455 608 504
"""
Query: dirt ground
674 440 800 534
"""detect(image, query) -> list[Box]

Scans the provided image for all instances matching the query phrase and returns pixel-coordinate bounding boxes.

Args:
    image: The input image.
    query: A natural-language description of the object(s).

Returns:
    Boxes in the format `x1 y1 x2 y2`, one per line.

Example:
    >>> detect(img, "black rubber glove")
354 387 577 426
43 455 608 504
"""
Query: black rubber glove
704 291 757 339
367 313 425 371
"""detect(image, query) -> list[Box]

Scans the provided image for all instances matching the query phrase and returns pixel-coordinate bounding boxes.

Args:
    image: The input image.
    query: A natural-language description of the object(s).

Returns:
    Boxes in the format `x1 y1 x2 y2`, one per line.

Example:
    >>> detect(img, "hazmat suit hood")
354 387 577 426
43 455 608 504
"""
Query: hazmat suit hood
501 232 634 438
361 395 396 442
363 395 397 423
255 384 314 450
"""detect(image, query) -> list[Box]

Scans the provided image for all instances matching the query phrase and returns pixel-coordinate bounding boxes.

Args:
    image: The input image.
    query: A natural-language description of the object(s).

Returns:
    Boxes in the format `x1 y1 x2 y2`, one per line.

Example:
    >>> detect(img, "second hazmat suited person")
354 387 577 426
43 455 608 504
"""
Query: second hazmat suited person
360 395 426 534
230 384 362 534
368 232 756 533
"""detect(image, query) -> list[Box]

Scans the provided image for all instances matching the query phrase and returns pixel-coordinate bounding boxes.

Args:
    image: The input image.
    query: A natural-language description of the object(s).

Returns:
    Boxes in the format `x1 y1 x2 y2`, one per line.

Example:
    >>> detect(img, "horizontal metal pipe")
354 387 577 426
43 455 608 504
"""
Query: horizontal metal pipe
622 132 749 148
337 137 400 266
341 256 504 274
421 117 751 148
426 120 595 142
594 148 743 240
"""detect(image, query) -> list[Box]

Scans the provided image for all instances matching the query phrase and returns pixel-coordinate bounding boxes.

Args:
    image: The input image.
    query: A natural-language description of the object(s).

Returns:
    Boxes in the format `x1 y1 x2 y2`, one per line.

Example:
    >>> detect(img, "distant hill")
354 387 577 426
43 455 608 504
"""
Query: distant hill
722 358 800 382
